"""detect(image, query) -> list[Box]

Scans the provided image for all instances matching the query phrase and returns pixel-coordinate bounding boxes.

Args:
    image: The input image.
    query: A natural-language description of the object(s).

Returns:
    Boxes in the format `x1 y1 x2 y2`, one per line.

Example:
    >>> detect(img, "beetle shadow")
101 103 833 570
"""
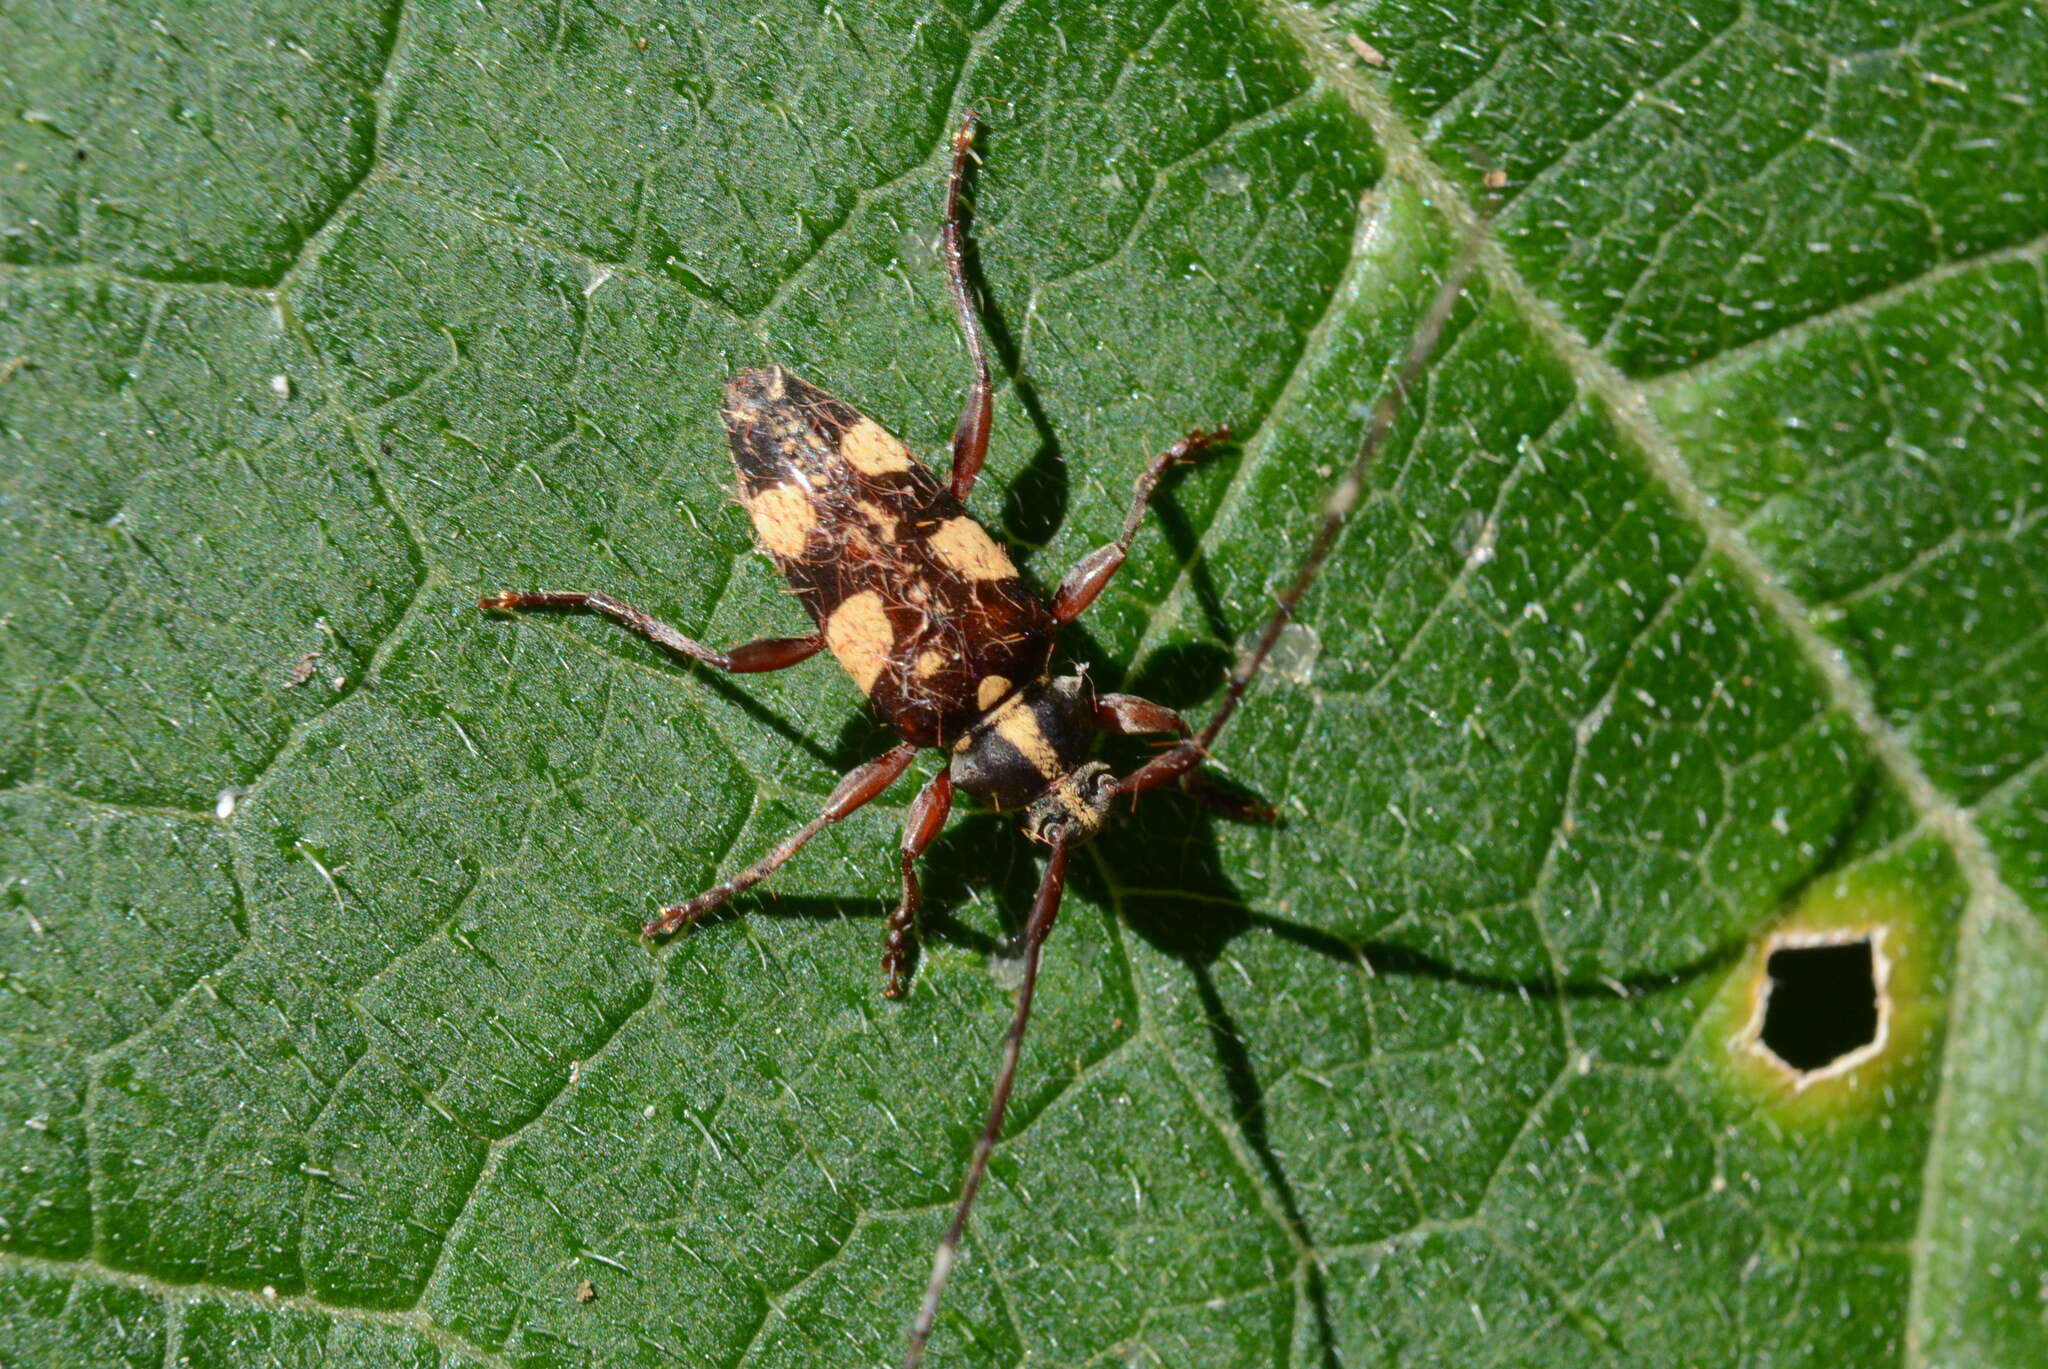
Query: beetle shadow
996 405 1070 553
1129 439 1247 649
702 669 853 769
829 706 911 772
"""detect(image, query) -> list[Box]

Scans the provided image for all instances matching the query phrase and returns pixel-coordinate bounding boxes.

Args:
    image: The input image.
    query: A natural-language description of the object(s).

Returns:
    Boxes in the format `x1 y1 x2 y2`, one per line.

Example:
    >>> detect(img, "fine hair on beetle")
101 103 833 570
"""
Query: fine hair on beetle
479 108 1486 1369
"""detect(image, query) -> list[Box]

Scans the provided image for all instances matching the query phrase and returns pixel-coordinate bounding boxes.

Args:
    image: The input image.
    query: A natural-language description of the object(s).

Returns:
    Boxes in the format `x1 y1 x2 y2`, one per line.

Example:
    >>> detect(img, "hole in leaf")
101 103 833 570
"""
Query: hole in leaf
1758 937 1880 1073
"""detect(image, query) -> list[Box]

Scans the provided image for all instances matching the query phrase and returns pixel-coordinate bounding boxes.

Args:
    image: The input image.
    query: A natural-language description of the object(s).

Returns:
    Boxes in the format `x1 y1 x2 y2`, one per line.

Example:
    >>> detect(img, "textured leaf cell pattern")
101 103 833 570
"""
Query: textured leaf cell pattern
0 0 2041 1366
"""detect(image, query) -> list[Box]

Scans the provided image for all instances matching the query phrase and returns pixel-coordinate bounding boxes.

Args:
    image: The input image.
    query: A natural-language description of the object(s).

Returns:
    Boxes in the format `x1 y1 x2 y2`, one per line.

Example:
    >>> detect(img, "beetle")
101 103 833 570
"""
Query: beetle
482 110 1262 997
480 108 1484 1369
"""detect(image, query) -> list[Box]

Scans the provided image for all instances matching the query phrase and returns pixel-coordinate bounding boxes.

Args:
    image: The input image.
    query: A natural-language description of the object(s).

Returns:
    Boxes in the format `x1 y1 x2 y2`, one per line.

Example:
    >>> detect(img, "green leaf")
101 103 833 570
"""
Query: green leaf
2 1 2041 1365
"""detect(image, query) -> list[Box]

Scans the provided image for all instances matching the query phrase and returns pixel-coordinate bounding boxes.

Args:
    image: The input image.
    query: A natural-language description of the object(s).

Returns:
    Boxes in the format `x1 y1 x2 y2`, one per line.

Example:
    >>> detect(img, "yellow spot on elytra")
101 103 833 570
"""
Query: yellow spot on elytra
915 649 946 678
841 418 915 475
825 591 893 695
929 517 1017 581
746 484 815 559
976 675 1011 710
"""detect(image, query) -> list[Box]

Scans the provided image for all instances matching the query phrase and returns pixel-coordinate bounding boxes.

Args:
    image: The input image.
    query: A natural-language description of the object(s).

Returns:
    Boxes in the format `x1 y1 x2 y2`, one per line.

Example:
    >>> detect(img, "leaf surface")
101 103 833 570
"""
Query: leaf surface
2 1 2041 1365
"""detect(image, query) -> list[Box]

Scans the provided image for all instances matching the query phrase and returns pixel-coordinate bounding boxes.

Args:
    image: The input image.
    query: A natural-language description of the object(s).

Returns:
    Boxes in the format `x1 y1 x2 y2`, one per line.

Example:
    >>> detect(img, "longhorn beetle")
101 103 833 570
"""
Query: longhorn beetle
481 110 1484 1369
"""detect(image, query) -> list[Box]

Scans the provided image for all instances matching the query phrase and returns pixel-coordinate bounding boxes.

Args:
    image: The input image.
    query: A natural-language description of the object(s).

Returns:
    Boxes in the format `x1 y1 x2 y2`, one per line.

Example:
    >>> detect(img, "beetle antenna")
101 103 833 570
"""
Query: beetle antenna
902 839 1073 1369
1196 222 1490 754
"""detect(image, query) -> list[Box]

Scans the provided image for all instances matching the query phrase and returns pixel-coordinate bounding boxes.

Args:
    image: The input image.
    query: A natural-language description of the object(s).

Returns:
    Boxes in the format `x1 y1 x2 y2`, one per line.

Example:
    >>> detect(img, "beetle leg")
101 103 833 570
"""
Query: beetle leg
480 590 823 673
885 764 955 998
647 742 920 937
1113 740 1204 800
944 109 994 505
1092 693 1191 738
1097 697 1277 822
1051 427 1230 626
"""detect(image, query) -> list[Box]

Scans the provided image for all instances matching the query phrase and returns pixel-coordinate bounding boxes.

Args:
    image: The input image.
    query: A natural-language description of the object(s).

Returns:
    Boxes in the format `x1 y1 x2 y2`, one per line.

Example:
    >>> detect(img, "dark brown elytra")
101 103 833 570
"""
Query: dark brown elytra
480 109 1484 1369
